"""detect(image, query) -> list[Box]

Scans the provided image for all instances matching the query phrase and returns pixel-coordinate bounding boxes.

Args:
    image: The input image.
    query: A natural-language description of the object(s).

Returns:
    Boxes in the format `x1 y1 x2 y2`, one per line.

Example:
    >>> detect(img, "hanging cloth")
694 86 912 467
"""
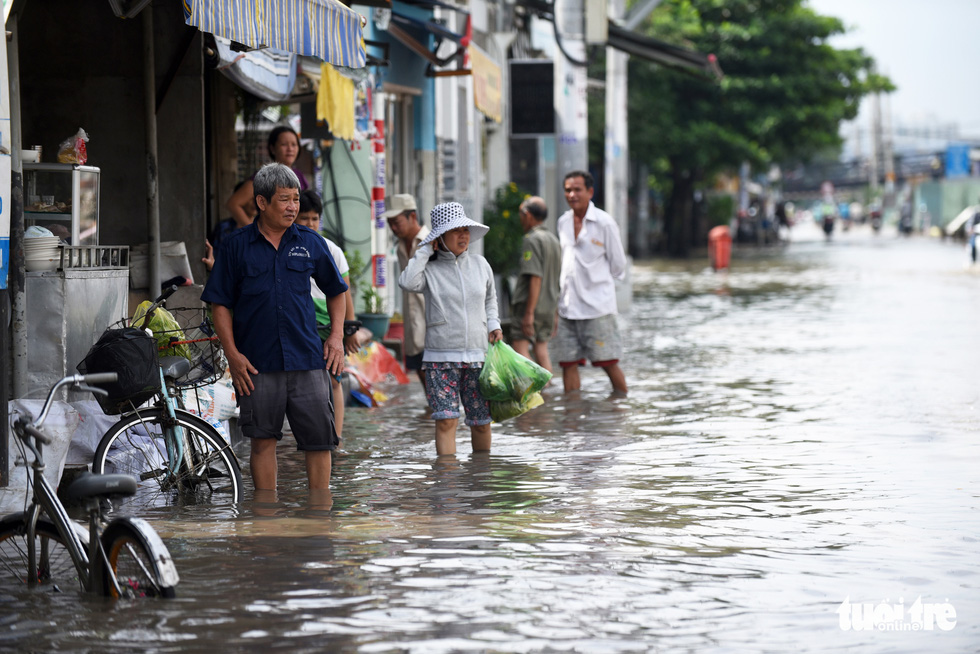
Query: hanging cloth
317 63 355 140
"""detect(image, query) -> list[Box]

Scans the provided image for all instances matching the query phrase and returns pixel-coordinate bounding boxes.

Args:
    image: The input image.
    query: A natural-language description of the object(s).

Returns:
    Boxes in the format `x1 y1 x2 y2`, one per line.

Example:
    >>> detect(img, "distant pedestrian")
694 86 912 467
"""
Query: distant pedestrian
203 163 348 492
384 193 429 393
398 202 503 456
553 170 628 395
296 189 360 448
510 196 560 373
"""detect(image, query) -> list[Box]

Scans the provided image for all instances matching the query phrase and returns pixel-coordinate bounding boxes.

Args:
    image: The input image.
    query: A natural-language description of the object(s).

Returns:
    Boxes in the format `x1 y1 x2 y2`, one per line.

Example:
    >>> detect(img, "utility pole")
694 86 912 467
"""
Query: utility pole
869 91 881 197
604 0 628 248
606 0 660 256
882 91 896 209
553 0 589 209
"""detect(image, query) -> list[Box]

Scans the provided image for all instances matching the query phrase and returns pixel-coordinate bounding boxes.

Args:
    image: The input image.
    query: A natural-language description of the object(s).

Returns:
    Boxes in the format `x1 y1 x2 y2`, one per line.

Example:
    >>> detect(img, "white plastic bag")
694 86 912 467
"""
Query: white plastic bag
213 376 238 420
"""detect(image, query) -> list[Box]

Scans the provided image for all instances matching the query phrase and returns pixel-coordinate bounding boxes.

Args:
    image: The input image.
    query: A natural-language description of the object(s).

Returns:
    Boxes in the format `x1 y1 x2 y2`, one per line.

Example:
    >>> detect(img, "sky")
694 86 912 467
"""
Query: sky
806 0 980 155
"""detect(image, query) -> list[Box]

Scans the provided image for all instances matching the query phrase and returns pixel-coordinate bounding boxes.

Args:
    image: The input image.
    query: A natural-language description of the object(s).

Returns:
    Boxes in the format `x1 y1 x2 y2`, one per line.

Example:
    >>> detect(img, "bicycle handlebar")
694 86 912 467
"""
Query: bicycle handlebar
19 419 52 446
81 372 119 385
153 284 180 306
31 373 120 430
134 285 179 330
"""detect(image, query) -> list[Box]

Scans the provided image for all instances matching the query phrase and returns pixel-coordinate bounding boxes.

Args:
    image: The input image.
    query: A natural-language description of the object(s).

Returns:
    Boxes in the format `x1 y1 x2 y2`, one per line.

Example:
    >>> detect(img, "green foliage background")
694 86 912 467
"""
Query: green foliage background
483 182 530 276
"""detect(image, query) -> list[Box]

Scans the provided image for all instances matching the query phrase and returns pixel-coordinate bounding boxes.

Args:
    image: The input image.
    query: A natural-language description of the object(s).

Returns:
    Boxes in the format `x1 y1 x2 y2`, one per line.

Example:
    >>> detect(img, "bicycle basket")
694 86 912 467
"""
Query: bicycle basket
77 327 159 415
166 307 227 389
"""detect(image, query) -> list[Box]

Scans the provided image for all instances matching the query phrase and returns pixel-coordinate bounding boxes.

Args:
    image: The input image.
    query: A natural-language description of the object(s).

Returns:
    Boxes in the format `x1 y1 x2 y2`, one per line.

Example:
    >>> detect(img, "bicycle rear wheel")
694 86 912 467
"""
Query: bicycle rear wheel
0 513 87 592
100 520 177 598
93 407 243 510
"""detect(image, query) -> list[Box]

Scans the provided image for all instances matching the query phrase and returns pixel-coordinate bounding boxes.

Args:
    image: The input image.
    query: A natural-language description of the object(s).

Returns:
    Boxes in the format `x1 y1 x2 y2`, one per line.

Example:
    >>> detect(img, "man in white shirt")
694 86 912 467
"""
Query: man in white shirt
552 170 628 395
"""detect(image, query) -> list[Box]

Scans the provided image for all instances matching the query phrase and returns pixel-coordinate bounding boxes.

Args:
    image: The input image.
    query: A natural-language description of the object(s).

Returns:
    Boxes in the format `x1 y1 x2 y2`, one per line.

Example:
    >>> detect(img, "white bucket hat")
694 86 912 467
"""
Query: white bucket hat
421 202 489 246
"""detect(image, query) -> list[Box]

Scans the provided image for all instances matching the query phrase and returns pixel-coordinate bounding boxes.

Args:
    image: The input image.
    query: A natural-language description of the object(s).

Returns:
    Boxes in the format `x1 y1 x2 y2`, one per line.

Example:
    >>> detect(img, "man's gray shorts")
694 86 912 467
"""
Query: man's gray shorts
550 314 623 367
238 369 337 451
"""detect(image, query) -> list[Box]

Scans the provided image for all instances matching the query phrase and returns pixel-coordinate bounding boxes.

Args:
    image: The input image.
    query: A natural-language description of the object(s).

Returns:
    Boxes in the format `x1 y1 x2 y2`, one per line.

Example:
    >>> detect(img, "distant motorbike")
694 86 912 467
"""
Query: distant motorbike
898 204 914 235
869 208 882 233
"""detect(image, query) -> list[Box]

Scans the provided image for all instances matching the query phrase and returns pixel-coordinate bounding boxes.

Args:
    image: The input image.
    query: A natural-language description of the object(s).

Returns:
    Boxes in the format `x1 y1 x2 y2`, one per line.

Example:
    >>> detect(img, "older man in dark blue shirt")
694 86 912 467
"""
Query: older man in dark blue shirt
203 163 348 492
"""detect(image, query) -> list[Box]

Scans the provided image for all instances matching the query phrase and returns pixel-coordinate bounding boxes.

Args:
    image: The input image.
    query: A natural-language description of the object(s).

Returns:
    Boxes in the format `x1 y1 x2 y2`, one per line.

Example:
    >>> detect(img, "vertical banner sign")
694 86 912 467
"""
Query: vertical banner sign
370 91 387 291
373 118 386 229
372 253 386 287
0 27 11 290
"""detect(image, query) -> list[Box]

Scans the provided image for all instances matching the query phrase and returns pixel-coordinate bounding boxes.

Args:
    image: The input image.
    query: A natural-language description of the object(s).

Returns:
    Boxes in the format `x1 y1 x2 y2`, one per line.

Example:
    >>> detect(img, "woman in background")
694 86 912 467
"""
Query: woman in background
225 125 309 229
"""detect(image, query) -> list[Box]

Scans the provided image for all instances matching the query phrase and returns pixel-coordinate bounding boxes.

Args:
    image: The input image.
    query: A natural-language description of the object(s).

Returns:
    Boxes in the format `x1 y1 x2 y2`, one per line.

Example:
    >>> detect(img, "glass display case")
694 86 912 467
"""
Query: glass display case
24 163 100 245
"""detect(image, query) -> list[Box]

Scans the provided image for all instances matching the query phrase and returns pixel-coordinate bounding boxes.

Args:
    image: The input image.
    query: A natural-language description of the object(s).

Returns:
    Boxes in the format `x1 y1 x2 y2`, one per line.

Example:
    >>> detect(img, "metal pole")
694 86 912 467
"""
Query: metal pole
1 16 20 483
8 15 27 399
869 92 880 197
143 8 161 295
605 0 629 247
554 0 588 208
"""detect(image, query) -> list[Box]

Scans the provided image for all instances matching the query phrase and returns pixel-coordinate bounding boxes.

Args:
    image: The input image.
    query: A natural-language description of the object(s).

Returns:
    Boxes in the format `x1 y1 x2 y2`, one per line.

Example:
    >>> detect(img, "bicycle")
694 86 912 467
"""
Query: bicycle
83 285 243 511
0 373 179 598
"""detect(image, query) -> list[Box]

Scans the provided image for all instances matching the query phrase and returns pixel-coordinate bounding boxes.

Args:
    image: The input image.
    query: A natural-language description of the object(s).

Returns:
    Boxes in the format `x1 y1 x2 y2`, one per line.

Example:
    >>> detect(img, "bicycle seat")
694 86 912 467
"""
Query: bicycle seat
66 472 138 500
160 355 191 380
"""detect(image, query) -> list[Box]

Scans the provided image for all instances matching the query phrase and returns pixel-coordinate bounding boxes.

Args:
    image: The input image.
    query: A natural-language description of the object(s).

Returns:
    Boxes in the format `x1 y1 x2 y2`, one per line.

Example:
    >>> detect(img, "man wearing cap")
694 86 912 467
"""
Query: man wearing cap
384 194 429 390
554 170 628 395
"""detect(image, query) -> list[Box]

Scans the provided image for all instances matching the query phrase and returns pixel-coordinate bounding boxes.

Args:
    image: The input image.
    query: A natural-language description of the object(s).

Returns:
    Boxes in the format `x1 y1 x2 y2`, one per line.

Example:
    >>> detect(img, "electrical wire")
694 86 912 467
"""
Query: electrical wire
518 0 589 67
317 138 382 251
324 142 348 251
550 10 588 67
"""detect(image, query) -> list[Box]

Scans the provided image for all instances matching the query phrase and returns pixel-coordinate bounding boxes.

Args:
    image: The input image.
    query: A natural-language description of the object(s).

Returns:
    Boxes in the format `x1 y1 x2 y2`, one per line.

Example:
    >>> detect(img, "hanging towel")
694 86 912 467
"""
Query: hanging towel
318 63 355 140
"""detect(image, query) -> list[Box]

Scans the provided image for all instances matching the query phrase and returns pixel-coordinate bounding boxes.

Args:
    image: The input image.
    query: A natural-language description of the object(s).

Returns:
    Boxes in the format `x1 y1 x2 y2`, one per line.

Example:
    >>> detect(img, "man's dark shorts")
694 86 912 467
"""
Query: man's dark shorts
238 369 337 451
405 352 424 371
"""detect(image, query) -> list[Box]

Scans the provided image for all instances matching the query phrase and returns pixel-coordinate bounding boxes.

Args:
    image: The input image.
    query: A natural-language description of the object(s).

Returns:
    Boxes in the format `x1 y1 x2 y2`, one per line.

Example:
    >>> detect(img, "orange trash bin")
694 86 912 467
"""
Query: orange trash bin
708 225 732 271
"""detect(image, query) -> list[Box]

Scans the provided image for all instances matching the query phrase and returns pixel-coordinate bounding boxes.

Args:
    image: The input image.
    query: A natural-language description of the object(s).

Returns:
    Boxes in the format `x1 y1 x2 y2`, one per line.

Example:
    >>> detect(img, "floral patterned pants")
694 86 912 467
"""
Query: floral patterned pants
422 362 491 426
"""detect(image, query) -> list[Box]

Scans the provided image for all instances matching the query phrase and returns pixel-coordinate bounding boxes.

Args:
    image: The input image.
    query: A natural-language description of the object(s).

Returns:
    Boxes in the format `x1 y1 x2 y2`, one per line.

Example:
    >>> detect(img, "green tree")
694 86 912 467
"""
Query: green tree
483 182 531 276
616 0 892 255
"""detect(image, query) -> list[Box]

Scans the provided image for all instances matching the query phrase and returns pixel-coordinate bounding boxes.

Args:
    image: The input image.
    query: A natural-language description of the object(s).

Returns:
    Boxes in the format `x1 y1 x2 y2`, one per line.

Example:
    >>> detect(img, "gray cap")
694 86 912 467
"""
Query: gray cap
382 194 418 219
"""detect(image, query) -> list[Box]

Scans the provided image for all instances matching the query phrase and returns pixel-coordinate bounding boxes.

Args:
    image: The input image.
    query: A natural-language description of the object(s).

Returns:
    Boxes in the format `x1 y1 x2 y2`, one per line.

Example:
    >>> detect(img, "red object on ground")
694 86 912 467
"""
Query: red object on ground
385 321 404 342
347 341 409 385
708 225 732 271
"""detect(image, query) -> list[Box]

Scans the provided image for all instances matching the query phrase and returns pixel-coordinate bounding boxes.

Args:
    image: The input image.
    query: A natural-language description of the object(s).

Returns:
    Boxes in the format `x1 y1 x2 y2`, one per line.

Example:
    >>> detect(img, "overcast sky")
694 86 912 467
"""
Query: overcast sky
806 0 980 151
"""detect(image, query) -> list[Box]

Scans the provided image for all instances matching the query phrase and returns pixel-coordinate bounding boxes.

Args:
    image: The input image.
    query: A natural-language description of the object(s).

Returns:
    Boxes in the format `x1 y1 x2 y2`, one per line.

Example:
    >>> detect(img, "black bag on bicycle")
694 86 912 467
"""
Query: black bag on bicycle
77 327 159 415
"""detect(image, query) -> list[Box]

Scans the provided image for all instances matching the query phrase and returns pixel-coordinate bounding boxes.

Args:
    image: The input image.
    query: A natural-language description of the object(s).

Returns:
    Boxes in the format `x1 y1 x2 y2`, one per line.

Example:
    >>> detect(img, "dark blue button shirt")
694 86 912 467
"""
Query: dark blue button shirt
202 222 348 373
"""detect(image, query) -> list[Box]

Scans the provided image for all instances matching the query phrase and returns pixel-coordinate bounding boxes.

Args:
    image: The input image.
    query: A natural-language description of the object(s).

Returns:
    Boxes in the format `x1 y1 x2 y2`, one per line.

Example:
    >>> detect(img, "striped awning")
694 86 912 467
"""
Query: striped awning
183 0 367 69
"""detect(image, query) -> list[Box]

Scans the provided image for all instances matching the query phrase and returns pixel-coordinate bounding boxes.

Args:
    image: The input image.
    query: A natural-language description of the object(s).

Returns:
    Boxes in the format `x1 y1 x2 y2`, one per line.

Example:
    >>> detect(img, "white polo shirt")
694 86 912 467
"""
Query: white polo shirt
311 237 350 301
556 202 627 320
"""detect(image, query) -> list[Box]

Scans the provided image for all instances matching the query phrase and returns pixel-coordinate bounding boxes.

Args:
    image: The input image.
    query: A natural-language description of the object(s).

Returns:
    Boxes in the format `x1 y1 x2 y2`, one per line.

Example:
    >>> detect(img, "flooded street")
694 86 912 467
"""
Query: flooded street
3 225 978 653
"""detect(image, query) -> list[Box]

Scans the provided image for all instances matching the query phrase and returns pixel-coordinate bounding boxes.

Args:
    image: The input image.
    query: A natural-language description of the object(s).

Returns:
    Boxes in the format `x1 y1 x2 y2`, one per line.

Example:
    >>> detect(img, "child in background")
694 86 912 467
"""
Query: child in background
398 202 502 456
296 190 359 443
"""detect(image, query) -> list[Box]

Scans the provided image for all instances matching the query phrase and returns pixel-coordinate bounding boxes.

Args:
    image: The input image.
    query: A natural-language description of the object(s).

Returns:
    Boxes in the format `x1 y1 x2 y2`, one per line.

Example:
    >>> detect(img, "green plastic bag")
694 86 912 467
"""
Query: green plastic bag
478 341 552 403
132 301 192 360
490 391 544 422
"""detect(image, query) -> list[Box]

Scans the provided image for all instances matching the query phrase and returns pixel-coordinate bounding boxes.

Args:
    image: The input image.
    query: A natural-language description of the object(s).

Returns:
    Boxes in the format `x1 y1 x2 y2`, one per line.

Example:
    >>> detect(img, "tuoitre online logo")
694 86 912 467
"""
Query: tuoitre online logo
837 596 957 632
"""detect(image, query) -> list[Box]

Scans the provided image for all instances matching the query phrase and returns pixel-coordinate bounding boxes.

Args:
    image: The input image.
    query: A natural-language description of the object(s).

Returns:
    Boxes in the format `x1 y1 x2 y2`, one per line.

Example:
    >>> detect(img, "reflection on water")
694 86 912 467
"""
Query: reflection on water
2 229 978 652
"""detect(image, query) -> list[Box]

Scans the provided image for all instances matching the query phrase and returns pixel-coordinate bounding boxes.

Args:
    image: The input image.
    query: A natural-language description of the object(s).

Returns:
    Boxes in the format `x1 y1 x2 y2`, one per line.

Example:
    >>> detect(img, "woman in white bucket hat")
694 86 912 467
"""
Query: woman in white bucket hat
399 202 503 456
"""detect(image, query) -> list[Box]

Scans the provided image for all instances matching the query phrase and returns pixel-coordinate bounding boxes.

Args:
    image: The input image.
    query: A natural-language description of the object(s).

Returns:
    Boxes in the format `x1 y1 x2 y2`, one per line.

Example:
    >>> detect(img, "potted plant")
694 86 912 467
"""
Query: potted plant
345 249 367 302
358 286 390 342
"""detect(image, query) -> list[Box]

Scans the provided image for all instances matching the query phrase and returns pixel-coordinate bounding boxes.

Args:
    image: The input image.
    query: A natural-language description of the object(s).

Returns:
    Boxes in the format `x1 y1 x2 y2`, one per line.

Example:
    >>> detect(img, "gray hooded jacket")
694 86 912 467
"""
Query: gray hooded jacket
398 242 501 363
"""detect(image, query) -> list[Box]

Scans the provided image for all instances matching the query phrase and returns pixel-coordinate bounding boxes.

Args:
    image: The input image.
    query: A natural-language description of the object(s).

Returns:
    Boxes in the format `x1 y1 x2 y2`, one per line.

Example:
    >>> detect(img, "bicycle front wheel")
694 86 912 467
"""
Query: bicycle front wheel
0 513 87 592
93 407 243 510
101 520 177 598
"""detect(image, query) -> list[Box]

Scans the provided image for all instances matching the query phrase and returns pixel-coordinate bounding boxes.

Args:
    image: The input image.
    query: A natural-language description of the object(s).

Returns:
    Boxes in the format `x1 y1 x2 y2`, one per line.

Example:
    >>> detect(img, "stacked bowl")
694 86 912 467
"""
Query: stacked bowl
24 226 62 272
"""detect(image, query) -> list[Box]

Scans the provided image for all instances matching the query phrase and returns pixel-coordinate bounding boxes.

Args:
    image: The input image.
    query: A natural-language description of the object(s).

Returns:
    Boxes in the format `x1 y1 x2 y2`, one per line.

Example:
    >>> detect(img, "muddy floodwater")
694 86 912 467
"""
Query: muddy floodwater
2 224 978 653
